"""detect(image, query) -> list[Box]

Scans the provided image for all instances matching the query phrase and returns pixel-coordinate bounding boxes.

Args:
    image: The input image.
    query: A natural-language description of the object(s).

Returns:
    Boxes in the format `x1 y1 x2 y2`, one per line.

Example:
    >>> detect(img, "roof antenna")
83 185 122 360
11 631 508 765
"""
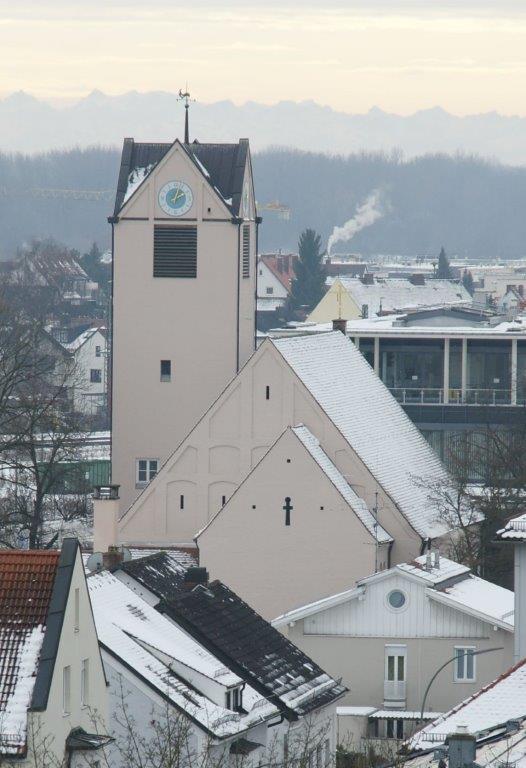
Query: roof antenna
178 86 195 144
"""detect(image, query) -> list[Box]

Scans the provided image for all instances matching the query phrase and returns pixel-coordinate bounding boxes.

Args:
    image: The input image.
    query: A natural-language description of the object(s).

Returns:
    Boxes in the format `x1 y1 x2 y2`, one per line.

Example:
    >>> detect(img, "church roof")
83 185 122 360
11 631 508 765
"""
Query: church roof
271 332 451 538
113 138 249 217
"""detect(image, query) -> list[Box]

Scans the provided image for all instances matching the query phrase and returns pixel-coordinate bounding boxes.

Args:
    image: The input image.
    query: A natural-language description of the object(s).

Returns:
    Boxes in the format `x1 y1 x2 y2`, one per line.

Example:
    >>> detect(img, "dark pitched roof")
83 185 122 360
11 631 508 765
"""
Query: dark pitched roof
155 574 346 718
120 550 197 597
113 138 249 217
31 538 79 711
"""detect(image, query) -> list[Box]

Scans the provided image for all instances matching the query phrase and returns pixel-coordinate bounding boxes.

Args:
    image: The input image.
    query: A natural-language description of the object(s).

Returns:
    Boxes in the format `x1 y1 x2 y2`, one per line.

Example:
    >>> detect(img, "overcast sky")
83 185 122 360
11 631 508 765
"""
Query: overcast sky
2 1 526 114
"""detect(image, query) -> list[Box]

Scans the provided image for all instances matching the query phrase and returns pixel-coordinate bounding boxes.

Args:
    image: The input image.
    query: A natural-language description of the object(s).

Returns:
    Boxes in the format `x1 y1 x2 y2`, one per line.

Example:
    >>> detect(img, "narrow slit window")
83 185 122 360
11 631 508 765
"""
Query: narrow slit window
222 495 226 506
180 494 184 510
265 386 270 400
160 360 171 382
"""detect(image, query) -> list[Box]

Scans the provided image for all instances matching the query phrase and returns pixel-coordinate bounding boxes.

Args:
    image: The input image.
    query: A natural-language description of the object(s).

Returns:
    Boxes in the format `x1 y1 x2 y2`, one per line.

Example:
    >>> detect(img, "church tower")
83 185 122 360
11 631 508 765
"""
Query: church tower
109 134 258 512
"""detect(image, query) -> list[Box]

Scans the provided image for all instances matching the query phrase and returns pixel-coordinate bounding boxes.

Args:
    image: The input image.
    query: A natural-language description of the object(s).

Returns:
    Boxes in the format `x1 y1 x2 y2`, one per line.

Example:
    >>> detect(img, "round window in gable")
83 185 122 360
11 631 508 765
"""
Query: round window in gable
387 590 406 610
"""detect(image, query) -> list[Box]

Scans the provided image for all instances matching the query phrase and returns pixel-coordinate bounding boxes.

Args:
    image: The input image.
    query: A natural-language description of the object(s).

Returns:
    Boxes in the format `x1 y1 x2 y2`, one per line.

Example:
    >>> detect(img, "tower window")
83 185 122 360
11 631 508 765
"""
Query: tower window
265 386 270 400
242 226 250 278
160 360 171 382
222 495 226 506
154 226 197 278
180 494 184 510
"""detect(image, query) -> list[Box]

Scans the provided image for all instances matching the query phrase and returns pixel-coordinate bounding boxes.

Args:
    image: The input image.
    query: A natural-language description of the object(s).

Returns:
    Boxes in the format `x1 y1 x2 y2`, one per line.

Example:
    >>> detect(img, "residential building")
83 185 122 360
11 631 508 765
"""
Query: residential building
323 258 369 279
307 277 471 323
65 326 107 418
0 539 109 765
88 550 344 766
256 253 295 331
110 137 258 510
273 553 513 744
95 331 453 618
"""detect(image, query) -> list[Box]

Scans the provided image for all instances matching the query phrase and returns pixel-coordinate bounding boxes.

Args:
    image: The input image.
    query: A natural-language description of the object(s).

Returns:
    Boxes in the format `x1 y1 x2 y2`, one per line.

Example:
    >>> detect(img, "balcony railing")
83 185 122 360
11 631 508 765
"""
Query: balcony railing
389 387 512 406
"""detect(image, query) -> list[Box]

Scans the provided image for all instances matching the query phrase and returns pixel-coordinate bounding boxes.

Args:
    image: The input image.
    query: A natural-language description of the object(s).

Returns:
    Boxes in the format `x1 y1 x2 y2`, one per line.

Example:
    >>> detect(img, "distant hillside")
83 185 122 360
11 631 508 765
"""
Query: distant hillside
3 91 526 164
1 146 526 259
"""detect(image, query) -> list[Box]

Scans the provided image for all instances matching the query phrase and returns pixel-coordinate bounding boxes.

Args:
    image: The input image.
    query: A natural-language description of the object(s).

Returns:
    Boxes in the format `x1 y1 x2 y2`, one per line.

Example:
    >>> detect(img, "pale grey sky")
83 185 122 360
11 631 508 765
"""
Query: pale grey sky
2 1 526 114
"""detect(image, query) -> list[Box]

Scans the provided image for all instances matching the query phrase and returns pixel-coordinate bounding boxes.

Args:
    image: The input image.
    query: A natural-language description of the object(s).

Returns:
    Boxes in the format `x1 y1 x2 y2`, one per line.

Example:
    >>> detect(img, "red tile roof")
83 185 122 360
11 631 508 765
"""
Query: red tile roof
0 551 59 626
0 551 59 754
260 254 296 293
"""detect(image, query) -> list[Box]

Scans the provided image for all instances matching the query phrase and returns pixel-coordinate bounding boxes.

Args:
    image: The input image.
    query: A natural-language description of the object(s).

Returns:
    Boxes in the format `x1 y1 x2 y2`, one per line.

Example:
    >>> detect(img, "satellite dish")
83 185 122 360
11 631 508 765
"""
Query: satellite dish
87 552 104 572
121 547 132 563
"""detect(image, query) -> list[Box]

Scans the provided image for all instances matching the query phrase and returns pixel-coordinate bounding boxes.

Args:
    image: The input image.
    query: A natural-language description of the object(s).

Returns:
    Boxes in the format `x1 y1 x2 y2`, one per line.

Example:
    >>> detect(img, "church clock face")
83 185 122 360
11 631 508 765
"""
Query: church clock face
158 181 193 217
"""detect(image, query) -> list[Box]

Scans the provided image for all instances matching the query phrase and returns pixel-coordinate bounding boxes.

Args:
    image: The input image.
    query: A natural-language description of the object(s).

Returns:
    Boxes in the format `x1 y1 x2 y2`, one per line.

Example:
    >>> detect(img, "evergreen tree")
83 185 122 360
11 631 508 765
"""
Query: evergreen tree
462 269 475 295
437 246 452 279
289 229 326 312
81 242 111 294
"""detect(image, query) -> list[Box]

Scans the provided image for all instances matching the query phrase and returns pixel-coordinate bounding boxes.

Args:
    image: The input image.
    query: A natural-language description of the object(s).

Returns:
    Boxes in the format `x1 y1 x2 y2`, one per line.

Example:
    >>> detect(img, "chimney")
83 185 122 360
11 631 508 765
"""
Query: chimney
102 545 124 570
332 318 347 335
93 485 120 553
425 550 433 571
184 567 209 591
446 727 476 768
434 550 440 569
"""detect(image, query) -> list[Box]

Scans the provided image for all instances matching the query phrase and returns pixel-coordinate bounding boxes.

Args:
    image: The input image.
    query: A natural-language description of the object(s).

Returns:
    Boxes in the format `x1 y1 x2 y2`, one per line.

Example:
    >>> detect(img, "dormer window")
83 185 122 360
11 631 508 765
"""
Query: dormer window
226 686 242 711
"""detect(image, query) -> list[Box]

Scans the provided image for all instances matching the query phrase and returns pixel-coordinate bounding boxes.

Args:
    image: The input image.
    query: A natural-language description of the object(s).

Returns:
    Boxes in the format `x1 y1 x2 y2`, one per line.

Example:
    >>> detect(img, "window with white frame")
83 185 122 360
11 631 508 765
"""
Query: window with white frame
136 458 159 485
95 345 102 357
81 658 90 706
385 646 406 682
225 686 242 711
63 665 71 714
454 647 476 682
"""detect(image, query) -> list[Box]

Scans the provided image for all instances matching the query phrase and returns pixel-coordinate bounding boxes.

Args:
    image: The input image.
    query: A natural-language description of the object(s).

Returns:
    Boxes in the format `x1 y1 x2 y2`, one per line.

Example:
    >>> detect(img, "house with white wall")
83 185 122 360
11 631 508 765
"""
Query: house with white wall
88 552 344 766
0 539 109 766
66 326 107 416
274 553 514 746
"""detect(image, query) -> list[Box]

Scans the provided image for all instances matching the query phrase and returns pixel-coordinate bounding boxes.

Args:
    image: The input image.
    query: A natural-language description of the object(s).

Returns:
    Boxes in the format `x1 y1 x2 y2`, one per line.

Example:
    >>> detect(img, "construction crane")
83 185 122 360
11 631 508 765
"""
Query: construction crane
257 200 291 221
0 187 115 201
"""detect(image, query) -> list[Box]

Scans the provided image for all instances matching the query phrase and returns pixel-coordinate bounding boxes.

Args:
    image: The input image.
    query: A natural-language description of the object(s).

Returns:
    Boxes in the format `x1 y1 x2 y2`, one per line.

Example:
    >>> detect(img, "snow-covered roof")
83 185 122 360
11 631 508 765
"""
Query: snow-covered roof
497 513 526 542
404 724 526 768
407 658 526 750
292 426 392 543
273 554 513 630
88 570 278 738
271 332 450 538
396 555 470 585
64 326 106 352
329 277 471 316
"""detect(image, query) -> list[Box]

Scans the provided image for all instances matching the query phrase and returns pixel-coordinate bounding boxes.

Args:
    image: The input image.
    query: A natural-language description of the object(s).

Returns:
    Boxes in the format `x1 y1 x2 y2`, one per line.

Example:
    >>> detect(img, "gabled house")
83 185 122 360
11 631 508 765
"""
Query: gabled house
256 255 295 332
0 539 109 765
65 326 107 417
273 553 513 744
196 424 393 618
88 551 345 766
308 277 472 322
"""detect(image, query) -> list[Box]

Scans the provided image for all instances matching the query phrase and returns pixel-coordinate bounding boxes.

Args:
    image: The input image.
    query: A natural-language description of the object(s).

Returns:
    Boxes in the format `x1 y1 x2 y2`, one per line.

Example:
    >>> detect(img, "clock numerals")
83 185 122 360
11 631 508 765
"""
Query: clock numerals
158 181 193 217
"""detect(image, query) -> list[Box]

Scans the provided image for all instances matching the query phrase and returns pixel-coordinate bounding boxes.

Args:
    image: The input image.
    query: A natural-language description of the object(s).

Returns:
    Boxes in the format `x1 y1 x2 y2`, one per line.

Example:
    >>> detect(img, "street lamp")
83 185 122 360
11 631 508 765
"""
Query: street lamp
419 646 503 723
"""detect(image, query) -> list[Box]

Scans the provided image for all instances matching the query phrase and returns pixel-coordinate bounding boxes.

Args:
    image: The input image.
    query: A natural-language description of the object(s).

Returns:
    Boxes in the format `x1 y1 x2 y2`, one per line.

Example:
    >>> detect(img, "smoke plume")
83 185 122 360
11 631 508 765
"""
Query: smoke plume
327 188 386 254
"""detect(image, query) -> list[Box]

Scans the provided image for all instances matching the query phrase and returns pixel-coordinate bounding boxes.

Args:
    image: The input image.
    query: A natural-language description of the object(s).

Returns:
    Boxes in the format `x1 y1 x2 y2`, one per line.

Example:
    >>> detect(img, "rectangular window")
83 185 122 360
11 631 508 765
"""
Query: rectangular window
265 386 270 400
266 286 274 295
81 658 89 706
455 647 476 681
386 719 394 739
74 588 80 632
95 345 101 357
136 458 159 485
154 226 197 278
63 666 71 714
242 225 250 278
160 360 171 382
90 368 102 383
180 494 184 510
385 646 406 681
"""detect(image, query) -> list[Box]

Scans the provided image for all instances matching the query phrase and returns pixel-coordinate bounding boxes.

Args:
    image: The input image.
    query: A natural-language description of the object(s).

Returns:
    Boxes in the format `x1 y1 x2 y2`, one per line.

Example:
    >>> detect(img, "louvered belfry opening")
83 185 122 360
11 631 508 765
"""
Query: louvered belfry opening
242 225 250 278
153 225 197 278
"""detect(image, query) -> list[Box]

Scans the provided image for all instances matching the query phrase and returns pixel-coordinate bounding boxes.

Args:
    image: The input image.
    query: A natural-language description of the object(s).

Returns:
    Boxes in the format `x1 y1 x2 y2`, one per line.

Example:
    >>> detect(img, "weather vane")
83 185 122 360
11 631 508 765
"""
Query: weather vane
178 86 195 143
